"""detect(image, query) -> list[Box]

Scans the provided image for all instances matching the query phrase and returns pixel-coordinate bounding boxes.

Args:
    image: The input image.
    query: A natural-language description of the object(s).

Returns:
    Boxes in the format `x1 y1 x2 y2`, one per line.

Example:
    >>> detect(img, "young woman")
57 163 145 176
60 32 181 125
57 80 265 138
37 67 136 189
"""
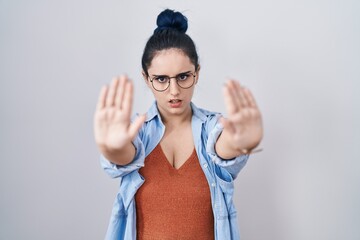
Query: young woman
94 9 263 240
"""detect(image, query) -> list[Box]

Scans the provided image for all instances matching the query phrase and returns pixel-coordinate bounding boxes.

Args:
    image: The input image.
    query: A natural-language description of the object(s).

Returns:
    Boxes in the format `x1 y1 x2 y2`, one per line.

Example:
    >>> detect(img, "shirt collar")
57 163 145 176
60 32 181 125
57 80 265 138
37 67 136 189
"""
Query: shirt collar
145 101 159 122
190 102 207 123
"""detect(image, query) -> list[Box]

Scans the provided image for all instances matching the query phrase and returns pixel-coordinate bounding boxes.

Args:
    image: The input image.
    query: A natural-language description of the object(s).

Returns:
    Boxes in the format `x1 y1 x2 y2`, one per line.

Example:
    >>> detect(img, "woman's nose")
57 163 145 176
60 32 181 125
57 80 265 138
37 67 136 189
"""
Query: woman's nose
169 79 180 95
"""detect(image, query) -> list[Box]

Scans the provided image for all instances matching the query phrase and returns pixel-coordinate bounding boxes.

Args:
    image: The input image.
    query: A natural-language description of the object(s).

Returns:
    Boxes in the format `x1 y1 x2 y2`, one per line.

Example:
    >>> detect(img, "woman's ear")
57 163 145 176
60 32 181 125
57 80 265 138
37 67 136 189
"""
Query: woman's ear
142 71 151 88
195 65 201 84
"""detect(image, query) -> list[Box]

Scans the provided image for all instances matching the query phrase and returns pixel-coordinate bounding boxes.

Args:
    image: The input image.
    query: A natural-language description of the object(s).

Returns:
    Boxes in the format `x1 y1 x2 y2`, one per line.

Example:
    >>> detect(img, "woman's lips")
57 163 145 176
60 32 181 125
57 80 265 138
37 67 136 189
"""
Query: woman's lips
169 99 182 108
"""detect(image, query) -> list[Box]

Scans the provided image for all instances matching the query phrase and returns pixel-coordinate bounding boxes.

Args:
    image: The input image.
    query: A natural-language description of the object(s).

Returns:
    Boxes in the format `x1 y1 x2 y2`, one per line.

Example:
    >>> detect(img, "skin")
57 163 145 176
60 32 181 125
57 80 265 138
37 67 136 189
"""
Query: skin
94 48 263 167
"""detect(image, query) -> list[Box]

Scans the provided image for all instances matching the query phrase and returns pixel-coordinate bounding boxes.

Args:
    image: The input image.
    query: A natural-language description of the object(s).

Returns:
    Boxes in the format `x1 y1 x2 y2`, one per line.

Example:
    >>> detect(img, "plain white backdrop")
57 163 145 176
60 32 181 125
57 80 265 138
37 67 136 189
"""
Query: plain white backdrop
1 0 359 239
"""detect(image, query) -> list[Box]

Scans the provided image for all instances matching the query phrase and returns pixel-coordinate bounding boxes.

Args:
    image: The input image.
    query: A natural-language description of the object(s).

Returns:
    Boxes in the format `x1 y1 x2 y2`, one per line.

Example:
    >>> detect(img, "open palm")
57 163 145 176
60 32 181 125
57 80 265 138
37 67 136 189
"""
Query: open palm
221 80 263 153
94 76 145 153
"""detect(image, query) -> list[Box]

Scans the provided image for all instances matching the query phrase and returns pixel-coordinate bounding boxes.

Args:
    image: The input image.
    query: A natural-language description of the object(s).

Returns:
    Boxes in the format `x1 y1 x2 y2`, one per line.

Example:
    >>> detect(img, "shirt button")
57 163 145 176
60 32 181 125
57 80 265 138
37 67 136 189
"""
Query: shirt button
211 182 216 187
203 163 208 168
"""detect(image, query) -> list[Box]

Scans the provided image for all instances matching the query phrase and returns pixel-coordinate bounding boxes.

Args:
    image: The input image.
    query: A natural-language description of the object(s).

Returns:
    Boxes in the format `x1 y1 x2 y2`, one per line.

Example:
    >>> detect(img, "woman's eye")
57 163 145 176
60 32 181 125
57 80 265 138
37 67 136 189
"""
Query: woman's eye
177 74 189 81
155 76 168 83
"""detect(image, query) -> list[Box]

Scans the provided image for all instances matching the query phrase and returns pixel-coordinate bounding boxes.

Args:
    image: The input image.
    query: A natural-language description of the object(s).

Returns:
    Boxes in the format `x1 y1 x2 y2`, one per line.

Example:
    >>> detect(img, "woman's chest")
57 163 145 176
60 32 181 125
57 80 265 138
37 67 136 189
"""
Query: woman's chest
159 126 195 169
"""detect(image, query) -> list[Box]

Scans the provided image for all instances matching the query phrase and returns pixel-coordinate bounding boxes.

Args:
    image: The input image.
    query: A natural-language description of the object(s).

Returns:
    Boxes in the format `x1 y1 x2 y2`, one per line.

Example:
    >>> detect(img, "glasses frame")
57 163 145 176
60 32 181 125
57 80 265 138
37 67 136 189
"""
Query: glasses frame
148 72 196 92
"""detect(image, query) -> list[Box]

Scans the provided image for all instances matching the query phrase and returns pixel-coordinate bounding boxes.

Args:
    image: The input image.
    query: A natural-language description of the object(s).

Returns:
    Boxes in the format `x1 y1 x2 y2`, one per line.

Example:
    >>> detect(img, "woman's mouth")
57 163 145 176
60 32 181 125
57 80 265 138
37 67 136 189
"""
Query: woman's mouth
169 99 182 108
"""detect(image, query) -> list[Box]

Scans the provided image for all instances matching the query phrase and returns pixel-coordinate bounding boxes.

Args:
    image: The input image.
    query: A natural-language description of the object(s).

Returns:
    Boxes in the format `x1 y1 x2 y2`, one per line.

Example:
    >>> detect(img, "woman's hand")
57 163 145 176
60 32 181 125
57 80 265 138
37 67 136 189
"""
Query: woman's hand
216 80 263 157
94 76 146 162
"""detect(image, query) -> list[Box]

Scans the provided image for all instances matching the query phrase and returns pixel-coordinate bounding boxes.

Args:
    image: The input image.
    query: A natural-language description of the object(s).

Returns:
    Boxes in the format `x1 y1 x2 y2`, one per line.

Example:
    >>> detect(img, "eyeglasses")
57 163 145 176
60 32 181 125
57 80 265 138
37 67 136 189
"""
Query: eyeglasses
148 71 196 92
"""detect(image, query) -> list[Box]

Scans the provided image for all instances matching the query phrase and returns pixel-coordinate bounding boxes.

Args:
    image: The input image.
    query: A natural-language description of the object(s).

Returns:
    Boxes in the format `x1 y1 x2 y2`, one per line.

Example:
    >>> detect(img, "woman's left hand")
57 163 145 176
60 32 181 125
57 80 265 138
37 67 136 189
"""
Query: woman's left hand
220 80 263 154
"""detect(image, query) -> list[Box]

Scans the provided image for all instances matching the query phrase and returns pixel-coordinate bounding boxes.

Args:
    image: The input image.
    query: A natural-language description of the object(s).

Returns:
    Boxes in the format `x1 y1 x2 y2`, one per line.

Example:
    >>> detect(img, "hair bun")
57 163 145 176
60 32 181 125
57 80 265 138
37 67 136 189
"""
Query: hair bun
154 9 188 34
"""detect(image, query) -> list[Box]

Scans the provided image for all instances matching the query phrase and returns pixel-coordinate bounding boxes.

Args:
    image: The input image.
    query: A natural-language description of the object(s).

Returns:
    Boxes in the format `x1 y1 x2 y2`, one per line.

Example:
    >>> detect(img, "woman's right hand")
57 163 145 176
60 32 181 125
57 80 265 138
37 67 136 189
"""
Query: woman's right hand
94 75 146 161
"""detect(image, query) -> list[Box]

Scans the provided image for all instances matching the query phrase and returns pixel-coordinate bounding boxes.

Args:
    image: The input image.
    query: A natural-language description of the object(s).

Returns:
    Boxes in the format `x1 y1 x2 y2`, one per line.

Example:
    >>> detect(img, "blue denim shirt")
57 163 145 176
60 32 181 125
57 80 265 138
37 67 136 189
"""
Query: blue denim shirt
101 102 249 240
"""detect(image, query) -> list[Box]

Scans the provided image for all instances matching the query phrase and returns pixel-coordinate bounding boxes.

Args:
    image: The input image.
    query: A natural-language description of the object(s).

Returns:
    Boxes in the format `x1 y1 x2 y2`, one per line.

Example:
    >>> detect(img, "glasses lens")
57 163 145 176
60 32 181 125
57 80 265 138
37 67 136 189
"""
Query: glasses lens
152 77 169 91
177 74 195 89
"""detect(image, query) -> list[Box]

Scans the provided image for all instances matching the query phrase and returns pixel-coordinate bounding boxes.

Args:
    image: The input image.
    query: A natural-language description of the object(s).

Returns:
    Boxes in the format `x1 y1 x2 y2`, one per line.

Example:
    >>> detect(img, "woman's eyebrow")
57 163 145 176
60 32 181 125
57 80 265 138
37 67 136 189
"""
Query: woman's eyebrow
151 74 167 77
151 70 192 77
177 71 192 75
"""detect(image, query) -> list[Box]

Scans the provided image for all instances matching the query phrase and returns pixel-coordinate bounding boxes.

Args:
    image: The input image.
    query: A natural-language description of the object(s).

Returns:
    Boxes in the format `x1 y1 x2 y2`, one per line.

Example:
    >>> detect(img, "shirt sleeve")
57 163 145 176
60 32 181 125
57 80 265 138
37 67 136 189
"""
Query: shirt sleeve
205 115 249 180
100 134 145 179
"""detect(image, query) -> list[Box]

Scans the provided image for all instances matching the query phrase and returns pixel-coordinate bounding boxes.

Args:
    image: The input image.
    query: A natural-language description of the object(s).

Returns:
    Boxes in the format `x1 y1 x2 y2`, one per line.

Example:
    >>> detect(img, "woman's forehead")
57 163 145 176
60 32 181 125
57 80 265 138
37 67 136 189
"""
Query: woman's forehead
148 48 194 74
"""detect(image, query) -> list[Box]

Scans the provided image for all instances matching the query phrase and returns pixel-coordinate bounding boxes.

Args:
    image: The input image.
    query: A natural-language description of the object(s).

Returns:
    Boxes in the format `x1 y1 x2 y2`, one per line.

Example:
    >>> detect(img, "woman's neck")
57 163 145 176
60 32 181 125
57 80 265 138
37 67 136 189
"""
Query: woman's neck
159 105 192 128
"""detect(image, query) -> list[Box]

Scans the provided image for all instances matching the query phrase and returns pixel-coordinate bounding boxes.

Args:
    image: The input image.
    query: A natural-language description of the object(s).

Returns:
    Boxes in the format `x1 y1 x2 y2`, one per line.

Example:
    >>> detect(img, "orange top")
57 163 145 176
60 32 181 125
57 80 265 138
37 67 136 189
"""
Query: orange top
135 144 214 240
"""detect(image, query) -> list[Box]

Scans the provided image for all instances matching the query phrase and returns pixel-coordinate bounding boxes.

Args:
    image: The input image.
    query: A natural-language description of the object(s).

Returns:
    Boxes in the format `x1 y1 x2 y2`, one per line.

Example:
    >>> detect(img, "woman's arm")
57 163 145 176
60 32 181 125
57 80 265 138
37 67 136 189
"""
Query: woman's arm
215 80 263 159
94 75 146 165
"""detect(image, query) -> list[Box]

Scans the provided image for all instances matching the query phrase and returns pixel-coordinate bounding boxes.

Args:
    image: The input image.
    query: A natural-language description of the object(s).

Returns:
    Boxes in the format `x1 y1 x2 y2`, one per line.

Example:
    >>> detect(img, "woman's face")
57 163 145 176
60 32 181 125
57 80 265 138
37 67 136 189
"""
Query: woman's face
144 48 199 119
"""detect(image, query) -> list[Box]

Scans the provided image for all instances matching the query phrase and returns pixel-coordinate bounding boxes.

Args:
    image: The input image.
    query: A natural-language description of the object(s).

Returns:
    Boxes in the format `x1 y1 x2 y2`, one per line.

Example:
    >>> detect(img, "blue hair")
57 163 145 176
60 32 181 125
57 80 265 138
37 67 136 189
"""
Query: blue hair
154 9 188 34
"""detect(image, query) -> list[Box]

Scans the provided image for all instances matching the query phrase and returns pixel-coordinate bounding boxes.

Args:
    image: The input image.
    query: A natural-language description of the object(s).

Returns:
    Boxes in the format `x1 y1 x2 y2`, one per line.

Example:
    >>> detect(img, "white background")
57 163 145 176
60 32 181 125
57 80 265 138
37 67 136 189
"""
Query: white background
1 0 359 239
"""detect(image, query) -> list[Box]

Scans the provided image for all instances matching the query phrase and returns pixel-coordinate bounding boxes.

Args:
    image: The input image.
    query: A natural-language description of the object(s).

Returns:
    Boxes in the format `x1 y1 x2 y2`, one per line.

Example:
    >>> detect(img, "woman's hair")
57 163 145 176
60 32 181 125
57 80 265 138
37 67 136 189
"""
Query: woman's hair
141 9 199 76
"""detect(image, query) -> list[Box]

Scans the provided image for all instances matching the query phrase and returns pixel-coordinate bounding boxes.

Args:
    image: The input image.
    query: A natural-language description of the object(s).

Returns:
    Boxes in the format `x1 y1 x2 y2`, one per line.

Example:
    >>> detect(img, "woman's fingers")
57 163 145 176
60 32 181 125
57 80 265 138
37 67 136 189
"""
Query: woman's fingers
106 77 119 107
96 85 108 111
223 83 237 115
224 80 250 114
103 75 131 111
243 88 258 108
128 114 146 139
227 81 242 111
122 80 133 118
234 81 249 107
115 76 127 109
225 80 257 113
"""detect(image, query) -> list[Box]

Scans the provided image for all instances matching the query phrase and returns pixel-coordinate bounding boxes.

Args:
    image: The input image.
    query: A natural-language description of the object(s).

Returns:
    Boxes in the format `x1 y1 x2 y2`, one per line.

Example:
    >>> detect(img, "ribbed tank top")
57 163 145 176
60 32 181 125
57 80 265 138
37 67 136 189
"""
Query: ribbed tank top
135 144 214 239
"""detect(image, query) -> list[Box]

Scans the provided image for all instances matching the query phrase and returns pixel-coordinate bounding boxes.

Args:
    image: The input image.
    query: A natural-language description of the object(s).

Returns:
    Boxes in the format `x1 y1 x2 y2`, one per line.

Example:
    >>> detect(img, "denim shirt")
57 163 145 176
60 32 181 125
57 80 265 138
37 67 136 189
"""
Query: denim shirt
100 102 249 240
